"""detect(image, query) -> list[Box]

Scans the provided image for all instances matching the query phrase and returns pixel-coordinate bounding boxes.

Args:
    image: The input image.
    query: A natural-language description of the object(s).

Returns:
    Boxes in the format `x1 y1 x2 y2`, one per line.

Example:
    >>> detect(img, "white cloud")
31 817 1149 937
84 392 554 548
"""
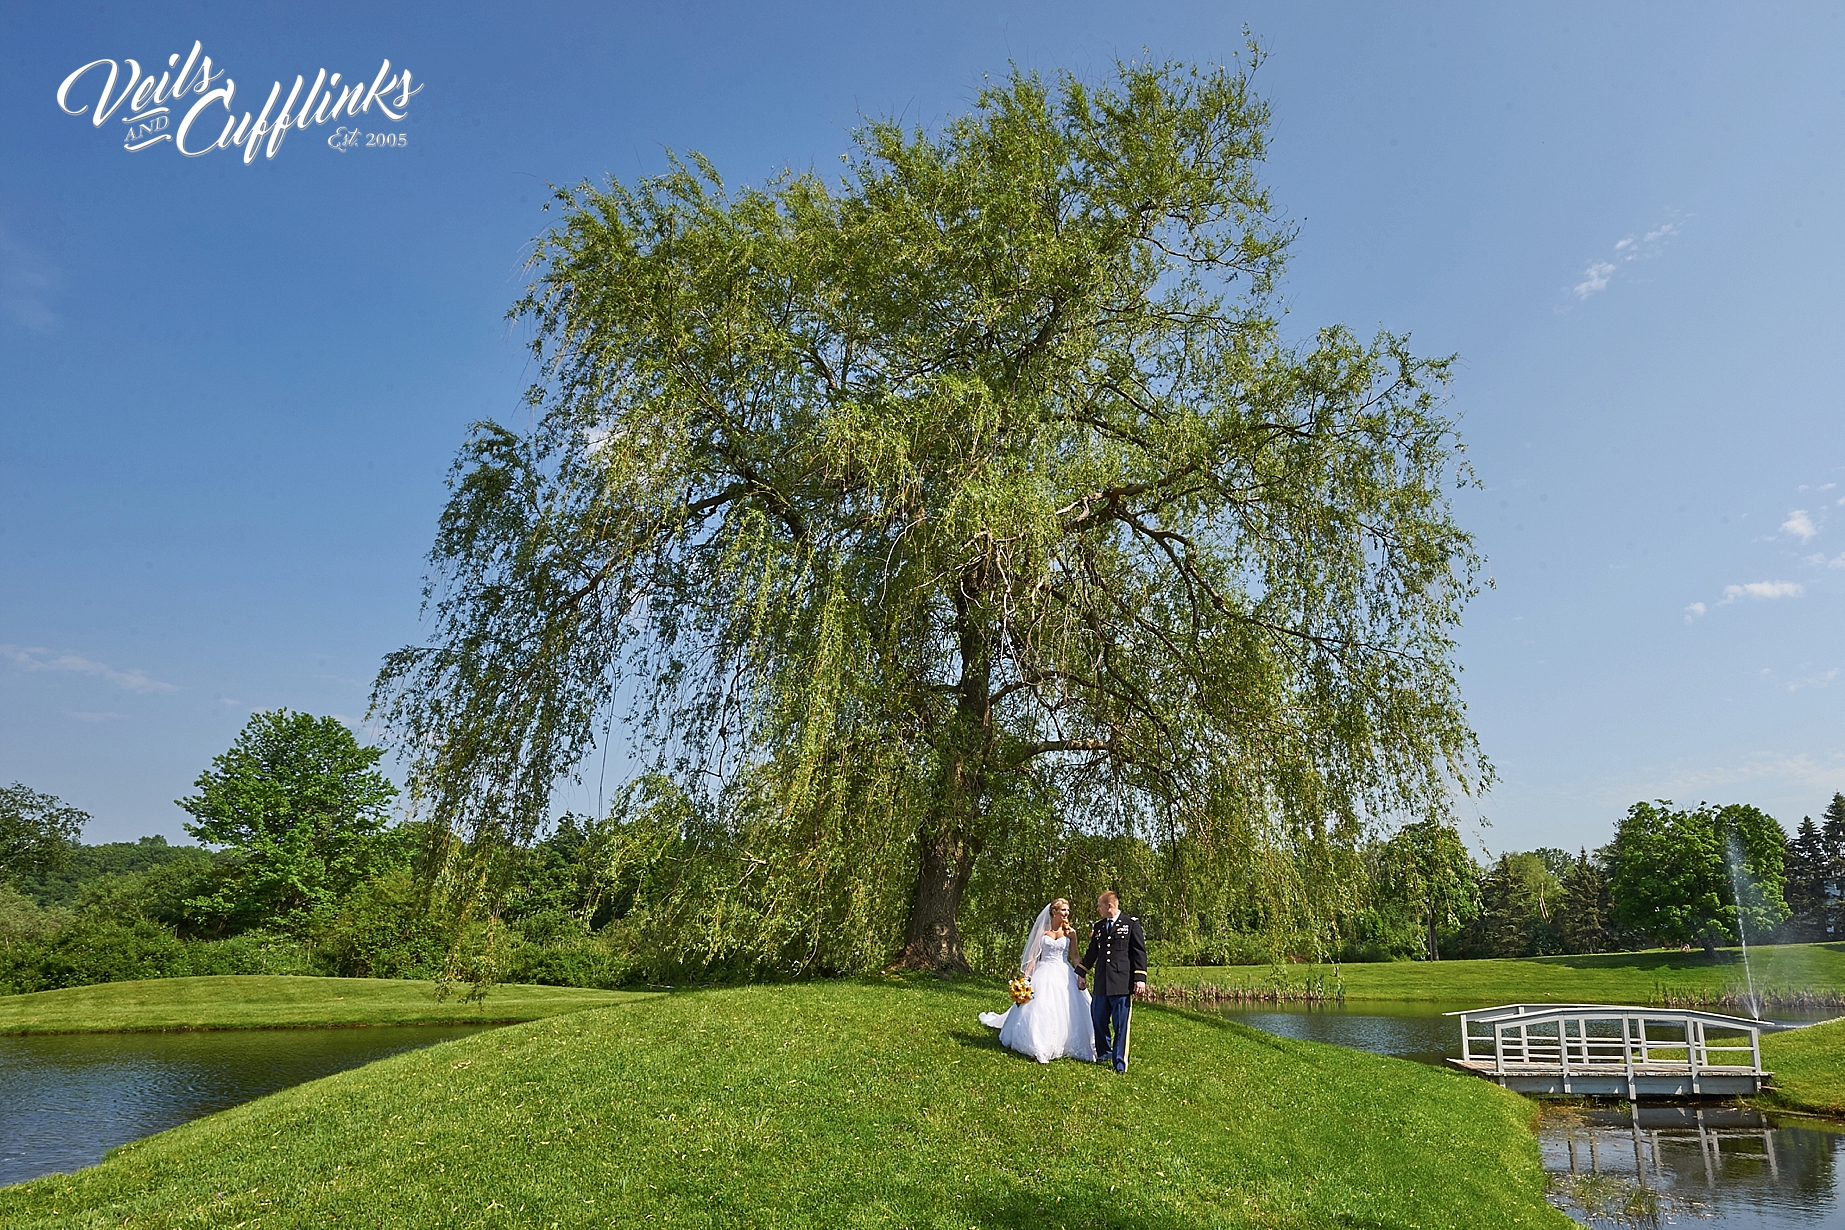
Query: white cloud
1 644 176 693
66 710 123 722
1573 261 1615 299
1719 580 1803 603
1788 669 1838 693
1568 217 1682 302
1683 601 1706 623
1637 222 1679 248
1782 509 1819 541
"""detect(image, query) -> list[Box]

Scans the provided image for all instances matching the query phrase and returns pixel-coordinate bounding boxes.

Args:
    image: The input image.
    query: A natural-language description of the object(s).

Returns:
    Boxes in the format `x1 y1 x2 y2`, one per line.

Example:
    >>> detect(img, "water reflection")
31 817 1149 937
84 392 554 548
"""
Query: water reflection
1541 1105 1844 1228
0 1025 485 1187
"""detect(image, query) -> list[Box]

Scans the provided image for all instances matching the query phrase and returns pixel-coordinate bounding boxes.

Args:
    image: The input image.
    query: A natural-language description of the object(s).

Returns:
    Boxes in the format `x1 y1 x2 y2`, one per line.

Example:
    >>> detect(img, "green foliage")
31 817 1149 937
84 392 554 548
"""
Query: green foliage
317 867 450 979
1557 849 1613 955
0 782 87 884
0 885 69 945
70 849 222 935
561 774 917 982
374 58 1488 973
1464 852 1565 959
501 936 635 990
176 709 398 934
1365 818 1479 961
0 915 317 996
12 834 205 908
1782 793 1844 942
1609 800 1790 952
0 916 184 994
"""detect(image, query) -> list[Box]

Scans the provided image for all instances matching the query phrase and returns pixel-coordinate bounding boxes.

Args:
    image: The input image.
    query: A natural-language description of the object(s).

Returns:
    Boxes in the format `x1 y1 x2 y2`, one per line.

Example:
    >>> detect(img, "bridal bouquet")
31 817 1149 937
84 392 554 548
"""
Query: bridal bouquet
1008 975 1033 1005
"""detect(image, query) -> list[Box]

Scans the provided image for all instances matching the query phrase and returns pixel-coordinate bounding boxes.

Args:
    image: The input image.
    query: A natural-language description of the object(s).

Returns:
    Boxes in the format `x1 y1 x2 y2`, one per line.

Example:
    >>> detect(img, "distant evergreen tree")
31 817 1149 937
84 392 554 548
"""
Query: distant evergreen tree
1461 851 1564 957
1784 816 1831 941
1823 793 1845 939
1559 848 1611 954
1467 856 1528 957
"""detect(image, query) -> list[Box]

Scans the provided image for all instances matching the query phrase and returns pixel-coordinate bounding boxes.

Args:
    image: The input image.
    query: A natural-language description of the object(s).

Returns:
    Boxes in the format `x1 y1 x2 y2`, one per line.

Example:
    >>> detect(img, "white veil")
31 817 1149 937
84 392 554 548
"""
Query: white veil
1018 902 1055 975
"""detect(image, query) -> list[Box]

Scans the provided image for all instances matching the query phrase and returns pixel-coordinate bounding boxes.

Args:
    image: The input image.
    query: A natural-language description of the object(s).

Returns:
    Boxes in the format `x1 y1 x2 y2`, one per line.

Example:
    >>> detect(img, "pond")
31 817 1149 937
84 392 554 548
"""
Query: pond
0 1025 486 1188
1212 1000 1845 1228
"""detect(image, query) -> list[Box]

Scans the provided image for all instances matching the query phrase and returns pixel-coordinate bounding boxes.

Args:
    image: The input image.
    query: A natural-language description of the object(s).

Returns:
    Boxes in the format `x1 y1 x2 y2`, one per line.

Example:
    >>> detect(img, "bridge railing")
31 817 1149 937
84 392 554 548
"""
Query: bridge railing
1445 1003 1764 1086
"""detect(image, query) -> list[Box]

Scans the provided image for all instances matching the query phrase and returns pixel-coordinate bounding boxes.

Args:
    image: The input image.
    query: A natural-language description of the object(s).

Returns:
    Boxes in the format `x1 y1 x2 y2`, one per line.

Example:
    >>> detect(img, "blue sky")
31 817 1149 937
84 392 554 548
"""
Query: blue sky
2 2 1840 855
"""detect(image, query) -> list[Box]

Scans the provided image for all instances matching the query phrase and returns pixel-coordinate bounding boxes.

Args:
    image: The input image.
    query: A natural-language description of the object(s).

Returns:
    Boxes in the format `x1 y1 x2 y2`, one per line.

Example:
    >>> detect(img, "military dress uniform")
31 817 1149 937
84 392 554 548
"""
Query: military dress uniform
1074 912 1147 1072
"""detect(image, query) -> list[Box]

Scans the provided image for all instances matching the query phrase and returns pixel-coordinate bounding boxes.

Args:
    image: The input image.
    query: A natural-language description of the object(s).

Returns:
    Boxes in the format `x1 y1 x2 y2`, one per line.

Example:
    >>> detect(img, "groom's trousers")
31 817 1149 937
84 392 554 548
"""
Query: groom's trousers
1092 993 1132 1071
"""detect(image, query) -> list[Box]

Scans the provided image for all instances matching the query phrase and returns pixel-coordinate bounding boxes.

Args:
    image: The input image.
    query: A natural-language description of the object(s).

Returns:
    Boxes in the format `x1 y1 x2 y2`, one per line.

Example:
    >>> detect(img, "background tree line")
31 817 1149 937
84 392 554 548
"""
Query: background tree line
4 708 1840 995
1347 797 1841 961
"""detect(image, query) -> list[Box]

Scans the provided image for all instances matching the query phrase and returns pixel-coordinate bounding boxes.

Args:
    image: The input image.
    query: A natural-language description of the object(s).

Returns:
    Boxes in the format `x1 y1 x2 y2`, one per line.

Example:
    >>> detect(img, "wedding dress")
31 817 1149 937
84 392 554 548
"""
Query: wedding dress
977 907 1097 1064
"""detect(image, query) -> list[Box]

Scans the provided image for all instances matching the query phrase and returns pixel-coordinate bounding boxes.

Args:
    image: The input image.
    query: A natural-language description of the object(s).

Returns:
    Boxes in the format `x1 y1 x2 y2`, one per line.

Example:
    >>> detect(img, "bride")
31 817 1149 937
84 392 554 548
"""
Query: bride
978 898 1097 1063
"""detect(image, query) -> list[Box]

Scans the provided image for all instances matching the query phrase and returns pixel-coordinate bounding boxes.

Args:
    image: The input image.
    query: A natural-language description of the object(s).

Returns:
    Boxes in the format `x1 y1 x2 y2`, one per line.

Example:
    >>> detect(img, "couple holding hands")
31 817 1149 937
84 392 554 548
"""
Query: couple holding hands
977 892 1148 1071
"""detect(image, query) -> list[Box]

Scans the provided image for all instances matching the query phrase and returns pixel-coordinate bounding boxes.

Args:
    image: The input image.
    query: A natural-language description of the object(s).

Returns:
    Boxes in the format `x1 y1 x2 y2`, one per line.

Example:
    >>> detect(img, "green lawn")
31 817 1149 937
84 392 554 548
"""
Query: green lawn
1761 1016 1845 1117
1157 943 1845 1007
0 977 1571 1228
0 975 646 1034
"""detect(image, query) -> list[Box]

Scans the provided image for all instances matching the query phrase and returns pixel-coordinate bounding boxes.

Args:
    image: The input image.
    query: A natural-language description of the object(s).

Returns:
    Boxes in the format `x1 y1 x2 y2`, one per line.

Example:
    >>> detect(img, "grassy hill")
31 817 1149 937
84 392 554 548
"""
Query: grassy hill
1157 943 1845 1007
1760 1016 1845 1117
0 975 644 1034
0 977 1570 1228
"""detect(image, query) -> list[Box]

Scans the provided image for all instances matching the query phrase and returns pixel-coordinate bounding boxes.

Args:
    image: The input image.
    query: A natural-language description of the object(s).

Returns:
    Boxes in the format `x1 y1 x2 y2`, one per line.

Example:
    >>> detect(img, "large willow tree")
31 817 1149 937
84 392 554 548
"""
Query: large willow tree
374 59 1488 971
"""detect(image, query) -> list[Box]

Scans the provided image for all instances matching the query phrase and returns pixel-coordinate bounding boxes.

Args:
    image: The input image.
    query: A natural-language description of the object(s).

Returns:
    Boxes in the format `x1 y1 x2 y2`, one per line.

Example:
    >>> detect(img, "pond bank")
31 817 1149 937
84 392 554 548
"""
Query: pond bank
0 975 644 1034
0 1025 488 1186
1155 942 1845 1008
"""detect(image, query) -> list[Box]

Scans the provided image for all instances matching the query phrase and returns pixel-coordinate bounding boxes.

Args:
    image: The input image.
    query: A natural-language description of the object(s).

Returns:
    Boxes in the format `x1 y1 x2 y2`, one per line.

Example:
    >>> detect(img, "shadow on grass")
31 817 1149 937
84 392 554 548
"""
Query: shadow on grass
1523 943 1844 972
964 1181 1419 1230
963 1182 1206 1230
946 1025 1007 1051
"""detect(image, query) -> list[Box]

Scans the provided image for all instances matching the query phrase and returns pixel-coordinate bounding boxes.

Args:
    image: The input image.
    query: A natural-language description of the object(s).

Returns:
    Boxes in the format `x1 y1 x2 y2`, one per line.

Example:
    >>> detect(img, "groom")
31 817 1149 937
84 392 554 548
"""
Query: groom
1073 891 1147 1072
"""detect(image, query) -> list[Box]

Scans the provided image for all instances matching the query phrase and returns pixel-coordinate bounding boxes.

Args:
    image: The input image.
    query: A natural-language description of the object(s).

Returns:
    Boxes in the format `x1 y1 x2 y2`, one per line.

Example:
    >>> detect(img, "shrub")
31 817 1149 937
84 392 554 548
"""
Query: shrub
318 868 450 979
176 930 321 977
503 937 636 990
0 885 70 946
0 917 187 994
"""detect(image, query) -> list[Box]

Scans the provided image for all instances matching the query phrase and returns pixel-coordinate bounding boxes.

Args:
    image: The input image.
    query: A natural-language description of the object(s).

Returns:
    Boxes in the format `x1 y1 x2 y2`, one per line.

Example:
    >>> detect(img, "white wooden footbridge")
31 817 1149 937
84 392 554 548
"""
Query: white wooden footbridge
1446 1003 1774 1100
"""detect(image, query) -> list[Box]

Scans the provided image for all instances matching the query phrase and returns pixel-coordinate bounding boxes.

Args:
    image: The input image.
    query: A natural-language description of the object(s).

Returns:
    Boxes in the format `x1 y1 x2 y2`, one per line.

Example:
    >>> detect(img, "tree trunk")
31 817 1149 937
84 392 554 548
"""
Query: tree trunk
1426 896 1440 962
900 827 977 970
896 587 990 972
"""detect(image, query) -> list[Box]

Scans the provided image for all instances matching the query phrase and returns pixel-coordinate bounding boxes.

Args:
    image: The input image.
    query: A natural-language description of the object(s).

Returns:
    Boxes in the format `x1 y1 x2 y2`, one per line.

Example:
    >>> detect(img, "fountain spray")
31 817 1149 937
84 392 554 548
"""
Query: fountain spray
1726 832 1762 1021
